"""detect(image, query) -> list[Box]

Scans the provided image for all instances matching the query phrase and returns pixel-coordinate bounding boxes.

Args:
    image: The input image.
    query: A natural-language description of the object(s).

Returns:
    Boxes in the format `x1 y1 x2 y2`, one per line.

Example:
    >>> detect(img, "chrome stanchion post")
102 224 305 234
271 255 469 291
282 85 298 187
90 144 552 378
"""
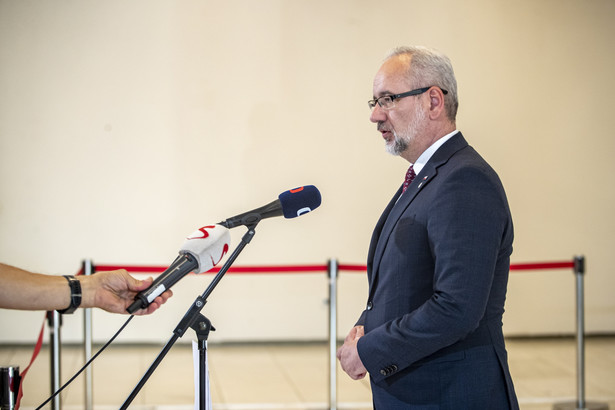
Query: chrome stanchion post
576 255 586 410
0 366 20 410
47 310 62 410
327 259 338 410
83 259 94 410
554 256 608 410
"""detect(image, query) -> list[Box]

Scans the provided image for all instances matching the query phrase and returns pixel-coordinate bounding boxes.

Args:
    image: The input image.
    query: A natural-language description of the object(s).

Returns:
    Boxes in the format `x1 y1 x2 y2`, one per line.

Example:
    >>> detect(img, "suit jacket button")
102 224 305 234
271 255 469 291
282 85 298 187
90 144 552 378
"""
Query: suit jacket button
380 369 387 376
366 301 373 310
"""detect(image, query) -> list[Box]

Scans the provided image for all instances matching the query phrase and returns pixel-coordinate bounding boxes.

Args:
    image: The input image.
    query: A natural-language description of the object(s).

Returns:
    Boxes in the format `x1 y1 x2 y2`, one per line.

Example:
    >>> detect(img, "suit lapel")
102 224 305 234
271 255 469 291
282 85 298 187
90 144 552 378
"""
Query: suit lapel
367 133 469 295
367 185 402 276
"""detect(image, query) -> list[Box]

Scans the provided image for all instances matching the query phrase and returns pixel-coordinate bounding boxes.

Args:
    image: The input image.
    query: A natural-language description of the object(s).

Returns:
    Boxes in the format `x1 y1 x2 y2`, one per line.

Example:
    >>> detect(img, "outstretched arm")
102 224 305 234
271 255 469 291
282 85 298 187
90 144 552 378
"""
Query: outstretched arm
0 263 172 315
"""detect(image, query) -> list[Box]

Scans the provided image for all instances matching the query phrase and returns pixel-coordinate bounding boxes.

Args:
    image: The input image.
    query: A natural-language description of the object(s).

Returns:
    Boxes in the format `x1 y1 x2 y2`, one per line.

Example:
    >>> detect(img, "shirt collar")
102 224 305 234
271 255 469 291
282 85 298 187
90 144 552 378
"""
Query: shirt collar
412 130 459 175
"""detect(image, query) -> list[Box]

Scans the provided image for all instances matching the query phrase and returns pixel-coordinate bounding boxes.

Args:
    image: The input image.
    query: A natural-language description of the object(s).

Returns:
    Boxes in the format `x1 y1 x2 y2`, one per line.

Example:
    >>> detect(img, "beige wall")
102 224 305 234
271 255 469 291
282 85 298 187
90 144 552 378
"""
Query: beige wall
1 0 614 343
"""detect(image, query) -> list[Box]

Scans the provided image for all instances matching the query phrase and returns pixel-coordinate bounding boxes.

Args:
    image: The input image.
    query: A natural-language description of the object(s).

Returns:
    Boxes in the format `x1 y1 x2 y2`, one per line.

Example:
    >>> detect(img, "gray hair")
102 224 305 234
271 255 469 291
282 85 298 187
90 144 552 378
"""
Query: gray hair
386 46 458 122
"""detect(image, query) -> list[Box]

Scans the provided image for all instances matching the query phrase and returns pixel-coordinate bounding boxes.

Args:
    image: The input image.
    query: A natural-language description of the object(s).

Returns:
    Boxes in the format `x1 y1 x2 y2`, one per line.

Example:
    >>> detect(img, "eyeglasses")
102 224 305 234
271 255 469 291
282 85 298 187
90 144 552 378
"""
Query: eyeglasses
368 86 448 110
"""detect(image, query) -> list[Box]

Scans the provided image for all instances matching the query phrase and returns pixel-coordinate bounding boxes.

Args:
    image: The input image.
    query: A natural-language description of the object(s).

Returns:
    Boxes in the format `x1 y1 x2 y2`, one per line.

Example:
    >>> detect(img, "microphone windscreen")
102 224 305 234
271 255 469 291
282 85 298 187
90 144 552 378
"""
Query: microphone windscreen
180 224 231 273
278 185 322 219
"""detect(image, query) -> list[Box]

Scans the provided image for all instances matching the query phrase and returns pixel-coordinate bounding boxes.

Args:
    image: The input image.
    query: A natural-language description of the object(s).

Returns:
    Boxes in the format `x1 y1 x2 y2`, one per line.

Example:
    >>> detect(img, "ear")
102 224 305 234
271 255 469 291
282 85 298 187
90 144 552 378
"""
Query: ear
427 87 446 120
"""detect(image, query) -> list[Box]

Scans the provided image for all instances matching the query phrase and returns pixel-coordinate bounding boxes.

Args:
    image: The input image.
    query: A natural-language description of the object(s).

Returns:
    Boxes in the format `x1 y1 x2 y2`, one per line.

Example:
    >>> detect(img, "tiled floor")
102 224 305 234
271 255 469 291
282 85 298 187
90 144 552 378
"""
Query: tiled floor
1 336 614 409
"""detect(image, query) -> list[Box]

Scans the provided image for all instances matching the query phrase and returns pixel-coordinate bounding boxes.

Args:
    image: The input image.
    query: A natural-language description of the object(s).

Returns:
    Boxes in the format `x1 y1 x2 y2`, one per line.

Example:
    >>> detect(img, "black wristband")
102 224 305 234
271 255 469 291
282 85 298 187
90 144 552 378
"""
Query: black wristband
57 275 82 314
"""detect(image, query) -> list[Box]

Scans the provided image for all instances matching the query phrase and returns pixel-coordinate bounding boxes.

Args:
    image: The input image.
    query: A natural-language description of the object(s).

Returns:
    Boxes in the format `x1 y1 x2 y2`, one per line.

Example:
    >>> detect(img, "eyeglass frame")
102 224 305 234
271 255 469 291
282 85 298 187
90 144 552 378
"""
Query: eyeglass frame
368 86 448 110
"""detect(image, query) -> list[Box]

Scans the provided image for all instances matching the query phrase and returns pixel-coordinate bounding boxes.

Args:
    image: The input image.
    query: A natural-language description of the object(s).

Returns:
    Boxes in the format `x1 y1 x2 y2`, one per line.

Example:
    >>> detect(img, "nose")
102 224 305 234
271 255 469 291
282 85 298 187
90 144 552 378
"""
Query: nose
370 104 387 123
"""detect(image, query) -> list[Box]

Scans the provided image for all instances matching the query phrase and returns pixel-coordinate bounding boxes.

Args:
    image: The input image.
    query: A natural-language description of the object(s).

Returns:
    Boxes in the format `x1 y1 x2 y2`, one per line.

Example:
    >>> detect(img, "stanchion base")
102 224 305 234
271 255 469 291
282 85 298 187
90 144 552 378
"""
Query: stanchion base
554 401 609 410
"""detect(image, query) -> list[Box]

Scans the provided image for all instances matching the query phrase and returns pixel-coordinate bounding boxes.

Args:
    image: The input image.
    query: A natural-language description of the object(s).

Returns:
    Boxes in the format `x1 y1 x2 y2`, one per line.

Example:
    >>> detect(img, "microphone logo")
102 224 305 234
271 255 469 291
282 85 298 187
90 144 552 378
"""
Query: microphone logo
296 207 312 216
187 225 216 240
211 243 230 266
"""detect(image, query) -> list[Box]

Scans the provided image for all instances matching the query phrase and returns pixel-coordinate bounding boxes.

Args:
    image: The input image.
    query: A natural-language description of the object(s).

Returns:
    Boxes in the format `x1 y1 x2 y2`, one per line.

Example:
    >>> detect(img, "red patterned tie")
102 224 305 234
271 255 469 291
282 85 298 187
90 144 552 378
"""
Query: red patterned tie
402 165 416 194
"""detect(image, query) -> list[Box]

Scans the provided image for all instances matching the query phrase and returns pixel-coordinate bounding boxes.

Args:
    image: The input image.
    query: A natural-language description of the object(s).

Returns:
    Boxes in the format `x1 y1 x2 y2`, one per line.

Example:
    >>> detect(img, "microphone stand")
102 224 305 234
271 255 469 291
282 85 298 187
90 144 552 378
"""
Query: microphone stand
120 224 257 410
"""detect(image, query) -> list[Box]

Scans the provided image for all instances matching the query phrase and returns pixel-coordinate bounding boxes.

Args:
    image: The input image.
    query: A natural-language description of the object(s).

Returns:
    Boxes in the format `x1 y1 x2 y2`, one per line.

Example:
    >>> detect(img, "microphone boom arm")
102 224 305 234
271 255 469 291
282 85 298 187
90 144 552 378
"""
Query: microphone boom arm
219 199 282 229
120 223 259 409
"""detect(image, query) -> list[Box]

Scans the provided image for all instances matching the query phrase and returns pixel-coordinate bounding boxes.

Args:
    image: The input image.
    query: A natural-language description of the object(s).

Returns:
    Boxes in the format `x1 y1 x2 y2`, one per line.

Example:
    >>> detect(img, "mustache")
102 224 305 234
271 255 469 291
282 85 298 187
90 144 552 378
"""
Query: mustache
377 122 389 132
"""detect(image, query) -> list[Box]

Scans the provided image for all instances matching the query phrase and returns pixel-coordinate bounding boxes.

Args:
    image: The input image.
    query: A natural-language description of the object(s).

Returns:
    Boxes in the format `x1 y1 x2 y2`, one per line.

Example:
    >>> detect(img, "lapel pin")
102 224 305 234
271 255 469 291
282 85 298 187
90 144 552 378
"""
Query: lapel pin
418 175 428 188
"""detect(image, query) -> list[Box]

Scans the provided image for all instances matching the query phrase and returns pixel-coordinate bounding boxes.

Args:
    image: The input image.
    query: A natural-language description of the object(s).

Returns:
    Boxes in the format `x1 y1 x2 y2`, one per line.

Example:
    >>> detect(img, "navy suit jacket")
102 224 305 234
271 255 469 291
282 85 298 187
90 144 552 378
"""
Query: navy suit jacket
356 133 519 409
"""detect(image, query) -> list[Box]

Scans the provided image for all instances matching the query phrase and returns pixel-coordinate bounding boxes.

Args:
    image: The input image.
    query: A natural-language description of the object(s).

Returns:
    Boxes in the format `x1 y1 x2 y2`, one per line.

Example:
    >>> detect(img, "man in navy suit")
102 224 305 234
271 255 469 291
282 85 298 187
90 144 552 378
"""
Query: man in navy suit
337 46 519 409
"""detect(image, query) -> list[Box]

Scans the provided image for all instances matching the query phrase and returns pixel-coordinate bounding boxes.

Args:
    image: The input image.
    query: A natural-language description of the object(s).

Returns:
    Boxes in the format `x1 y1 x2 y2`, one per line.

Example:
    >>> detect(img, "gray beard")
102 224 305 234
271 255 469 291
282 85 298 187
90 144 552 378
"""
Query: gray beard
384 104 426 156
386 131 409 156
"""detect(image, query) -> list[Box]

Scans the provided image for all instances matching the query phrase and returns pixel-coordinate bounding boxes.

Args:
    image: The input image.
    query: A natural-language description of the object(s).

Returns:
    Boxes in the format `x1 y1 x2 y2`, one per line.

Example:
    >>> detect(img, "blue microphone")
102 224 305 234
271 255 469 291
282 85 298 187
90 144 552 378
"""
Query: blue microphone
218 185 321 229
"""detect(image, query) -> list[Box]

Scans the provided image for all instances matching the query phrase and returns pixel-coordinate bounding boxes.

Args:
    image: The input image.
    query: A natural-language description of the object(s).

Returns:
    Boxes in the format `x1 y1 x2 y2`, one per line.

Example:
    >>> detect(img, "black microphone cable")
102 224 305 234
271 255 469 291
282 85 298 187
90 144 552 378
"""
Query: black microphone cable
35 315 135 410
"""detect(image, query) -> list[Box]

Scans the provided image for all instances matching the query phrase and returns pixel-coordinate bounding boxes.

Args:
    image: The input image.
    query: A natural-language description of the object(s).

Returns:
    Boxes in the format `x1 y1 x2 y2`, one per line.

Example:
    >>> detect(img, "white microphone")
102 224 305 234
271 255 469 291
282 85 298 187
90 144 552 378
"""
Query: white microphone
126 224 230 314
180 225 231 273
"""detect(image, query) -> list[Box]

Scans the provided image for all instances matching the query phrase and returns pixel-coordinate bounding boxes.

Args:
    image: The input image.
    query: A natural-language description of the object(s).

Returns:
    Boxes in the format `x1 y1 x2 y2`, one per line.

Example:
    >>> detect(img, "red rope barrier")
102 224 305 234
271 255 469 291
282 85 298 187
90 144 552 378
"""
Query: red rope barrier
338 264 368 272
92 260 576 275
211 265 328 273
94 264 329 274
509 261 575 271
